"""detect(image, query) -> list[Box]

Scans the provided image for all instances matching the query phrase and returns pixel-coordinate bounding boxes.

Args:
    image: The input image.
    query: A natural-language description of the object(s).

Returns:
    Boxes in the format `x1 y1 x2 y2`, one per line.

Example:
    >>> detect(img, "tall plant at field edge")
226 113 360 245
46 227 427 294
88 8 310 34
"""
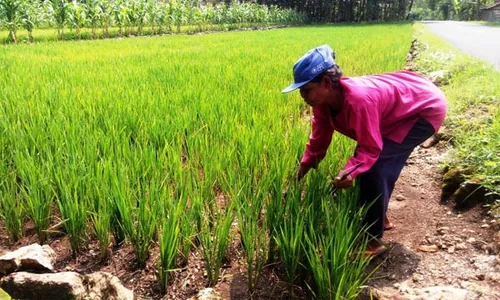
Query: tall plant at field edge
0 0 20 43
19 0 40 43
86 0 103 40
68 1 87 40
50 0 68 40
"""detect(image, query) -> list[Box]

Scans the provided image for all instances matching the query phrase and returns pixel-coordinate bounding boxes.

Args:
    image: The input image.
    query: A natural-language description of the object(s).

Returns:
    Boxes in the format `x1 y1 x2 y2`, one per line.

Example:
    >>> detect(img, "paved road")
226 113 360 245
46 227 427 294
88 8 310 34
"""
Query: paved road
423 21 500 70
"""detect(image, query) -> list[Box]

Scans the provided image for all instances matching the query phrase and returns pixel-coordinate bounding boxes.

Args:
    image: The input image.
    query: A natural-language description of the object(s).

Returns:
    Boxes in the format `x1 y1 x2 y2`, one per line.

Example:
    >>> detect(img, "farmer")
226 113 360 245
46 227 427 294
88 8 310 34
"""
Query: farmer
282 45 447 256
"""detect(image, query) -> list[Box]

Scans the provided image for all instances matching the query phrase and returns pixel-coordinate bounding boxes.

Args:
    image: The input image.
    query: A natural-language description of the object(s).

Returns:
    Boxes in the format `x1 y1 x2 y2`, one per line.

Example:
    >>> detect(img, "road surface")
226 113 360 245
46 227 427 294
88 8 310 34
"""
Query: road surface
423 21 500 70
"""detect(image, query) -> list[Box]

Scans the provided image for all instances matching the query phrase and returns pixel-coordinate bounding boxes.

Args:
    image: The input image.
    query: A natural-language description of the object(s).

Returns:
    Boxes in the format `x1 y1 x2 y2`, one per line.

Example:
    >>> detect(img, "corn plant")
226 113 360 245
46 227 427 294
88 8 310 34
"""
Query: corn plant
49 0 68 40
172 1 184 33
18 0 41 43
112 0 127 36
100 0 113 38
67 1 87 40
86 0 102 39
0 0 20 42
135 0 148 36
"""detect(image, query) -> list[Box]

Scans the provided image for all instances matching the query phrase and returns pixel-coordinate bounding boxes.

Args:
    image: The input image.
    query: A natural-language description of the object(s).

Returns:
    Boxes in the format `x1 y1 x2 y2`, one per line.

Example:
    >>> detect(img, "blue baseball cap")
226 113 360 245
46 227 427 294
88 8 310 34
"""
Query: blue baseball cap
282 45 336 93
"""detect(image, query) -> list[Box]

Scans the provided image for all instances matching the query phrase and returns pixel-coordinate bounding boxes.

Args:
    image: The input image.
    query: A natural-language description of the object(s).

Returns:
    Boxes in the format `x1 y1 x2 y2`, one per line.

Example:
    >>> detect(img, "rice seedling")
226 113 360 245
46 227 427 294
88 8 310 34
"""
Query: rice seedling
14 152 53 244
53 164 89 254
274 181 305 285
303 176 372 300
0 171 23 243
195 192 234 286
91 161 113 261
158 188 185 294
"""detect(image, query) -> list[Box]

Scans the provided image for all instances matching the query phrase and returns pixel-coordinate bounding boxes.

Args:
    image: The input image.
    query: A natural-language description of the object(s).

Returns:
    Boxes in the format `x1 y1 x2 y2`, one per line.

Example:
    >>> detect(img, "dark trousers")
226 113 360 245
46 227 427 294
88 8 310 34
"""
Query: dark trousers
358 118 435 239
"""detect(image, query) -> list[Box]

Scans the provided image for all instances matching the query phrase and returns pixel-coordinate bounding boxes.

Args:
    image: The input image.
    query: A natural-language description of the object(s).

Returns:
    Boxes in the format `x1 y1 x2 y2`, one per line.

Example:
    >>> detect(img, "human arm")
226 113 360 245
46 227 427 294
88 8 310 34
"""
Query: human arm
297 104 335 181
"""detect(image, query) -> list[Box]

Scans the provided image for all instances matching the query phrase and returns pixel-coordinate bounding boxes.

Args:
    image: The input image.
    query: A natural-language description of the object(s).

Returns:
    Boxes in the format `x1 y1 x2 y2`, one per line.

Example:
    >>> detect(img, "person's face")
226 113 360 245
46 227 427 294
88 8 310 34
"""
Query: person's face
299 78 331 107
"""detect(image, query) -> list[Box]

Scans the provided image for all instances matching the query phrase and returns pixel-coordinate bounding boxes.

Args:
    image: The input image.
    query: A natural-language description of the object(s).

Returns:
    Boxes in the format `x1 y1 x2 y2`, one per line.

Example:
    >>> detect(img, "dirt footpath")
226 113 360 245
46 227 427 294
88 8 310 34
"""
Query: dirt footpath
366 143 500 300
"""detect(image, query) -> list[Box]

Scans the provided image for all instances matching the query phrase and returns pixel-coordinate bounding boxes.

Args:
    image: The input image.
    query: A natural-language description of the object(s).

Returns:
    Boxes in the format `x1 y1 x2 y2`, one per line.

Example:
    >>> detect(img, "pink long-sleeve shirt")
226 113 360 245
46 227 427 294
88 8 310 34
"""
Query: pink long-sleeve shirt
301 71 447 179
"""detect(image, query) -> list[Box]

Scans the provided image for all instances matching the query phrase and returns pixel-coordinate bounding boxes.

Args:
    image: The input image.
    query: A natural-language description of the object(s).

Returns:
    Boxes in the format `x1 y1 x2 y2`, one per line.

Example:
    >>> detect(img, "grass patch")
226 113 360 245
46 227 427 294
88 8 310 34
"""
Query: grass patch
412 23 500 195
476 21 500 27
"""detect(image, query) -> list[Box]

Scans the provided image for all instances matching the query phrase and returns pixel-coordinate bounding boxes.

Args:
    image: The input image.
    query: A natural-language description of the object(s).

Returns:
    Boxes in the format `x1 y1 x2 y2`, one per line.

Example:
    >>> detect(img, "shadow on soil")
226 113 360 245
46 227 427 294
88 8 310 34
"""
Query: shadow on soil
366 242 421 288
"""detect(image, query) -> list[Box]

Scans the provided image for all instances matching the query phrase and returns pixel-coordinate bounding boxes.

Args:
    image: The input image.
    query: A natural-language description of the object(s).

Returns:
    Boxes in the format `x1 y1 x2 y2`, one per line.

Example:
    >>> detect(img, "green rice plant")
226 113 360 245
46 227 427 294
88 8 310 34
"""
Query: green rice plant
234 185 269 292
265 164 287 263
200 202 234 286
91 161 112 261
53 167 89 254
303 179 371 300
0 171 23 243
194 158 234 287
114 166 162 267
15 152 53 244
179 203 196 266
91 196 111 261
0 24 412 298
226 133 271 292
157 189 185 294
274 181 305 285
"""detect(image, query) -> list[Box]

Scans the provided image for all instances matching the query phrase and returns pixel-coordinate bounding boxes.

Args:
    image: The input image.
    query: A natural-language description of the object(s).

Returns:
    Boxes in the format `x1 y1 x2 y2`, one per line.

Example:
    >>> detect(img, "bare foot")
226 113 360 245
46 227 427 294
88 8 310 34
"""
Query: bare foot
384 215 395 231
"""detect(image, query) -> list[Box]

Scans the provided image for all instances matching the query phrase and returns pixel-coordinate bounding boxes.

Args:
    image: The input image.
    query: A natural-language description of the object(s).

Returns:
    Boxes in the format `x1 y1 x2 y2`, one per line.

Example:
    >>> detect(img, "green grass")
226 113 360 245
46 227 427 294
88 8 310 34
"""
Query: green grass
413 22 500 193
476 21 500 27
0 24 412 297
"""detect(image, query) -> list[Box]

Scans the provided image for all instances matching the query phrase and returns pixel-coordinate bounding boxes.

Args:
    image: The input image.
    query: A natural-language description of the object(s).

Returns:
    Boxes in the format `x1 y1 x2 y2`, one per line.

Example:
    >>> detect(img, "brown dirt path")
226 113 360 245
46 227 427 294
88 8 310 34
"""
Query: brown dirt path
365 143 500 300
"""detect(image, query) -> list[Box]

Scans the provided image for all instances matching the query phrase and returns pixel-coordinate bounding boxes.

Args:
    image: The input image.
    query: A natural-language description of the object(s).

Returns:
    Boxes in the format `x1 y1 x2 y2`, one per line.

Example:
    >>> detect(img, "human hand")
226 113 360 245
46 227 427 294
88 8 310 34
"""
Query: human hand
297 163 311 181
331 170 353 189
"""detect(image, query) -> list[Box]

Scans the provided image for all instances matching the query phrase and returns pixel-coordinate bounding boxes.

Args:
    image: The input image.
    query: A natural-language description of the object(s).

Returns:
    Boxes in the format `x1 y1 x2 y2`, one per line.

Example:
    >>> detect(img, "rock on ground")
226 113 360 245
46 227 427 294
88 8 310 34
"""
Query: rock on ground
85 271 134 300
0 272 85 299
189 288 223 300
0 271 133 300
0 244 55 275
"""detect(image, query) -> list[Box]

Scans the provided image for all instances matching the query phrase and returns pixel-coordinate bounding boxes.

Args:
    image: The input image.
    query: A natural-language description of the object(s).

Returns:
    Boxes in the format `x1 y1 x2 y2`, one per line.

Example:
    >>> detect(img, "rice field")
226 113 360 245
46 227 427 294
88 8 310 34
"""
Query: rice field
0 24 412 298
